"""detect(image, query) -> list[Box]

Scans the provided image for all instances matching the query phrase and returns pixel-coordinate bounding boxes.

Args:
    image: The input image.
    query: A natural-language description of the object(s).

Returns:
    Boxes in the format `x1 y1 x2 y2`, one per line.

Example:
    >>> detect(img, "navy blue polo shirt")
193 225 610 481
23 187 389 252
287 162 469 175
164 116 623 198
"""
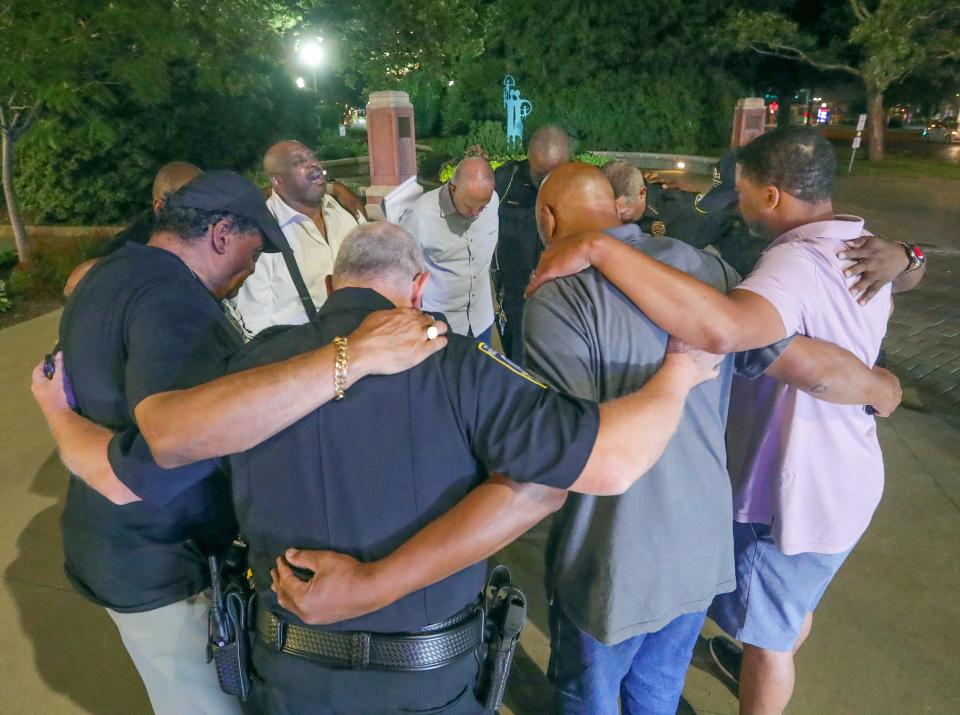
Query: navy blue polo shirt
59 242 239 612
227 287 600 634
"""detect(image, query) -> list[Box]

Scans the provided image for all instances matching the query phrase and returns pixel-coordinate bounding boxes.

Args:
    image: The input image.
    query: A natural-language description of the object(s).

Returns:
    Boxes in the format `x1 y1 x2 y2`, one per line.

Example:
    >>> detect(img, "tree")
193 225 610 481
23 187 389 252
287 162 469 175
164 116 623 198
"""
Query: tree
0 0 297 265
295 0 488 140
725 0 960 161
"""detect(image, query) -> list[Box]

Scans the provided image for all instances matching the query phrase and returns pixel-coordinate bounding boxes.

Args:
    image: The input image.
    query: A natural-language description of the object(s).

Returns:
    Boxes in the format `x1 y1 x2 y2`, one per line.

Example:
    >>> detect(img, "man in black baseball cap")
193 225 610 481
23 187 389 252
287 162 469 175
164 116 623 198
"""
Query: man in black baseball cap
166 169 289 255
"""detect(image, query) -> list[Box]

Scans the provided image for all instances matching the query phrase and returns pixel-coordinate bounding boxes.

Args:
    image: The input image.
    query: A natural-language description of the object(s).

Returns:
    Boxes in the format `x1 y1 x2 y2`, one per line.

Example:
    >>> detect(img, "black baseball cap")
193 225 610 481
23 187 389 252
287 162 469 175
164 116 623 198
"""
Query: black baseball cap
166 169 287 253
694 150 738 214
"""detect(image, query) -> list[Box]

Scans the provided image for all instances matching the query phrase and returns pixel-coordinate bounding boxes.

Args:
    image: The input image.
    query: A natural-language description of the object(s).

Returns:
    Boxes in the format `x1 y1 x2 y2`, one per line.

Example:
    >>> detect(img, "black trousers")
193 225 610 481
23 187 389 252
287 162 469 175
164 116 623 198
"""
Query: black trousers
250 641 484 714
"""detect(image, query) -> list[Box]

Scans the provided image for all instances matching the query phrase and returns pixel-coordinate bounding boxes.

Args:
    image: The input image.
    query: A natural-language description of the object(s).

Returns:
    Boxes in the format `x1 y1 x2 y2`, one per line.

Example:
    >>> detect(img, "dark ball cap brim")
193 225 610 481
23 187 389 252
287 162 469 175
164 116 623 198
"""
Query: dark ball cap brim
165 169 287 253
694 150 739 214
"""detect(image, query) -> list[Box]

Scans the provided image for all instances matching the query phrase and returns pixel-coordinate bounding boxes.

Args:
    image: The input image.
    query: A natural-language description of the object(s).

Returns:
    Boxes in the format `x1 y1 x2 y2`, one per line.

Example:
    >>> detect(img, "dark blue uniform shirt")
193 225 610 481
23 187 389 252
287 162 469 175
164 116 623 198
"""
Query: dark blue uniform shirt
493 159 543 363
226 287 600 634
60 242 239 612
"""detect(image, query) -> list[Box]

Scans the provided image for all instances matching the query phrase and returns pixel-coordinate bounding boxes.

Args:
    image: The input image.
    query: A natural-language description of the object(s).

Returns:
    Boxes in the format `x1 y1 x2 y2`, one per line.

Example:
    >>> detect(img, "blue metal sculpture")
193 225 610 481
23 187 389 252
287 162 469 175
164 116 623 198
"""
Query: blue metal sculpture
503 75 532 148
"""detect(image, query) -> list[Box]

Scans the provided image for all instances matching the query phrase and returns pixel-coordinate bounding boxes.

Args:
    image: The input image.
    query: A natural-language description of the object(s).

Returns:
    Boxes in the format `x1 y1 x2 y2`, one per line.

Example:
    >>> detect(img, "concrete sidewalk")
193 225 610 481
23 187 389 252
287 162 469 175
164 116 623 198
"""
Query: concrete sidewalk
1 172 957 713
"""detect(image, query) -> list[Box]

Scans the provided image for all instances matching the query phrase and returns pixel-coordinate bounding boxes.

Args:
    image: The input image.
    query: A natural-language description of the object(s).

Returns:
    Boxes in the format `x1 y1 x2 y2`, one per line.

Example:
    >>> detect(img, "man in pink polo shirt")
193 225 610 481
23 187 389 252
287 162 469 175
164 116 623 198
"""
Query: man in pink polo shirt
525 126 924 714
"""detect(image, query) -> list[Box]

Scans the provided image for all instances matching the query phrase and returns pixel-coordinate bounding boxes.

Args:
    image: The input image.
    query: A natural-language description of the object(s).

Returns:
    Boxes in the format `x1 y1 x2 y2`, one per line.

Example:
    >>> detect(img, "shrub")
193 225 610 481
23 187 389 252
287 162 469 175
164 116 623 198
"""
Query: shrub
0 280 13 313
516 69 740 156
8 230 112 297
0 248 17 271
437 151 605 183
6 269 34 297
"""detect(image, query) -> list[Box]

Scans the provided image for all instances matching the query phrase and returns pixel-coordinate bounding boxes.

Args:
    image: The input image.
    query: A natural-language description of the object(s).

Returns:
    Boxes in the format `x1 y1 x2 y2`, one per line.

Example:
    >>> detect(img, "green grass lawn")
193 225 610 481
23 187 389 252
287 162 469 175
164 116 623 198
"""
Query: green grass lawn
836 147 960 181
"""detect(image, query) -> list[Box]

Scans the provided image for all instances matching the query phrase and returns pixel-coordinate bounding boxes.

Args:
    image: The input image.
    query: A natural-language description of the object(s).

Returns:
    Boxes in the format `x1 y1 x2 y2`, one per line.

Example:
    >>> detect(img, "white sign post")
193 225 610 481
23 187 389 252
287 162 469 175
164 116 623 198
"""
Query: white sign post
849 114 868 172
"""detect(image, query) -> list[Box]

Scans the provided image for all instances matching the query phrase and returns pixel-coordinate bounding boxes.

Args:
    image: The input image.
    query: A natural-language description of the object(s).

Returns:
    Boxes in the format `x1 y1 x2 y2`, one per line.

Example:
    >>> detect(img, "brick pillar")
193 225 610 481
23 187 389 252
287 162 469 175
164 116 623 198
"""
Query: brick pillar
731 97 767 148
365 90 419 220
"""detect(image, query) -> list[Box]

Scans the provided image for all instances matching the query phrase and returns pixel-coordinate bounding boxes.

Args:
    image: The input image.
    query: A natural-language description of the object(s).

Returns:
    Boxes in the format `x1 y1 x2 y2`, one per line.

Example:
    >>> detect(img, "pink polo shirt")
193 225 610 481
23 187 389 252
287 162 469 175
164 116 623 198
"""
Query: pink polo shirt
726 215 891 555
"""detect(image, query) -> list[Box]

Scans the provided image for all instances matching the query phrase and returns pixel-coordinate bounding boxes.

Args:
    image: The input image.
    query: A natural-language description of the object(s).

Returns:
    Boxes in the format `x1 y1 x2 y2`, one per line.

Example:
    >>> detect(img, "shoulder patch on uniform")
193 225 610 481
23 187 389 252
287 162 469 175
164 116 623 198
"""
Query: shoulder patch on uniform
477 342 547 389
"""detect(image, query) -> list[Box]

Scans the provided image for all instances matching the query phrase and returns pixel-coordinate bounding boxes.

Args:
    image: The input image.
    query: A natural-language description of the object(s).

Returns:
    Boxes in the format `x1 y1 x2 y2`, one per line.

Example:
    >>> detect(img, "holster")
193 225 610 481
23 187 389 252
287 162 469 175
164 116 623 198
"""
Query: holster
476 565 527 713
207 537 256 701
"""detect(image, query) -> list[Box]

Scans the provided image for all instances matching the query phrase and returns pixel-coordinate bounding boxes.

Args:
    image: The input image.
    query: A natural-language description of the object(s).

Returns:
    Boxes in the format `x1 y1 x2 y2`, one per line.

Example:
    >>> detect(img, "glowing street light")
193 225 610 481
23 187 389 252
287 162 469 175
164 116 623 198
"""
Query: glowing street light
300 40 324 67
298 37 324 91
295 76 306 90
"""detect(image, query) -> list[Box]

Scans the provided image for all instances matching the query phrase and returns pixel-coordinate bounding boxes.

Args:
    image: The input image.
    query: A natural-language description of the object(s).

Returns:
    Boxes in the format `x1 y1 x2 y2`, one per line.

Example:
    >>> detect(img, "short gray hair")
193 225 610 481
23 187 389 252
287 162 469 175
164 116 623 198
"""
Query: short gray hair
333 222 425 290
601 160 645 200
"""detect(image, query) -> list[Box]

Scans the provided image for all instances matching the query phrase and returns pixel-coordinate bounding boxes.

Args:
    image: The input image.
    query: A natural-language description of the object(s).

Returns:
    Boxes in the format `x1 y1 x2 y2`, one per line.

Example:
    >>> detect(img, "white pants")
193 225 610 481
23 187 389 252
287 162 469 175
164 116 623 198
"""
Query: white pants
107 592 244 715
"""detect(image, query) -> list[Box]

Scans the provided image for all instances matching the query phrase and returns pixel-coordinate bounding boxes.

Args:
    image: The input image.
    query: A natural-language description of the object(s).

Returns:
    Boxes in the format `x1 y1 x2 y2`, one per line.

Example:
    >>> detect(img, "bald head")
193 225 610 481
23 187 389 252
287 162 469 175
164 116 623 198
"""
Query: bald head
263 140 305 175
262 140 326 207
528 126 572 185
152 161 202 213
536 162 620 245
449 157 494 219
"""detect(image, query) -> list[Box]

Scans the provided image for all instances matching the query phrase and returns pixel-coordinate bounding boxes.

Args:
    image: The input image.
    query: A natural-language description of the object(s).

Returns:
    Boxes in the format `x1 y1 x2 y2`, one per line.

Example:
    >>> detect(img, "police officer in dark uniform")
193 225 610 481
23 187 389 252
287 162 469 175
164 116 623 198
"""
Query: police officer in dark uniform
635 151 767 277
492 126 572 363
225 221 719 713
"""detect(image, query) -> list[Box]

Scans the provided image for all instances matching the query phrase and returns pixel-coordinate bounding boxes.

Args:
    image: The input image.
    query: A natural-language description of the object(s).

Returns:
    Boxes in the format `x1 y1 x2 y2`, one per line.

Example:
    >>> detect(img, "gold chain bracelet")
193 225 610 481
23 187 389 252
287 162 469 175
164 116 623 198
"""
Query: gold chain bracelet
333 336 349 400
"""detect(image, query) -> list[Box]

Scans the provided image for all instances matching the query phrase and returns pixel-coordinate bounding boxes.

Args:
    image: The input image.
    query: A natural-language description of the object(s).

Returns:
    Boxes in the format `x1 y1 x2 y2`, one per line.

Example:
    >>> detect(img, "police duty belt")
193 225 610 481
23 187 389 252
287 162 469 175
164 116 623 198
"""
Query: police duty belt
256 604 483 671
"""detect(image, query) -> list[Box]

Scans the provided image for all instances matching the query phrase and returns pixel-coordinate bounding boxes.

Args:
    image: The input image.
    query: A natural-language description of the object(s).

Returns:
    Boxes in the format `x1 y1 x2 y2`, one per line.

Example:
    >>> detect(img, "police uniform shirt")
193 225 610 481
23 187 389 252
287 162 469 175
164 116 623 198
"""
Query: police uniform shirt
226 287 600 635
59 242 239 612
640 184 767 277
493 159 541 298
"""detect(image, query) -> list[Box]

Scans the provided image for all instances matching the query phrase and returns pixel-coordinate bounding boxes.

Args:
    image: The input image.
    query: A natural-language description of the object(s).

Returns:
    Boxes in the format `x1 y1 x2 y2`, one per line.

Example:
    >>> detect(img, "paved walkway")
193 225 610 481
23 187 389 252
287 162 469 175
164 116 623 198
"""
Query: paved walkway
0 173 957 713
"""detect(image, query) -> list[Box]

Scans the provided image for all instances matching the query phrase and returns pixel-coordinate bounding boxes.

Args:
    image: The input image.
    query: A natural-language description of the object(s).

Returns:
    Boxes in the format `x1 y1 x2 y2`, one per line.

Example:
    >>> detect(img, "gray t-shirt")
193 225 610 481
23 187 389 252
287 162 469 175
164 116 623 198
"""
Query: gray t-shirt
523 223 780 644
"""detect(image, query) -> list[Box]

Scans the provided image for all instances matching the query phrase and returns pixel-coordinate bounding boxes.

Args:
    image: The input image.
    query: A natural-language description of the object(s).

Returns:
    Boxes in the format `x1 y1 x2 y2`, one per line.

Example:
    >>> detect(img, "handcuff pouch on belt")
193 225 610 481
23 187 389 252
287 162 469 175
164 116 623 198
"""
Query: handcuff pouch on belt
207 536 256 701
476 564 527 712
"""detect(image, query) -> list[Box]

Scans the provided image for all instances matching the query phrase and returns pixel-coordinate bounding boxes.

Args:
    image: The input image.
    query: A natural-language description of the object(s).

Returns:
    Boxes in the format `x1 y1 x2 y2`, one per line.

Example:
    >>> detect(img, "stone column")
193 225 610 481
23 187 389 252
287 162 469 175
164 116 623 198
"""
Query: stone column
365 90 419 220
731 97 767 148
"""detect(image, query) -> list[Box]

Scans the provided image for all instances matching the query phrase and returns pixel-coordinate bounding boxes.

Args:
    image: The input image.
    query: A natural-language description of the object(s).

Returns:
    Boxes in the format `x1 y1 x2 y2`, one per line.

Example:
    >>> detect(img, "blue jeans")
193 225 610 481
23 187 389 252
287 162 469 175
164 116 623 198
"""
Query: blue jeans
548 600 706 715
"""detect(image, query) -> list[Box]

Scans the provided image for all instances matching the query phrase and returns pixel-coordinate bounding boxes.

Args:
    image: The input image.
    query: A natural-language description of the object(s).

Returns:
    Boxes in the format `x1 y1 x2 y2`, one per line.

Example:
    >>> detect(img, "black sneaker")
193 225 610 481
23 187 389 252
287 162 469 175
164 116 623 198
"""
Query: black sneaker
708 636 742 684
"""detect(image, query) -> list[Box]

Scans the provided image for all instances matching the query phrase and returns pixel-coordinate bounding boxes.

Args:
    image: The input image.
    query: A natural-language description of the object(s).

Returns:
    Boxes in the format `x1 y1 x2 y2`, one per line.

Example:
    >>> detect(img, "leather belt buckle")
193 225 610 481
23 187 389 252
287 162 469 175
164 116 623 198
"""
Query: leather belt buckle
351 631 371 670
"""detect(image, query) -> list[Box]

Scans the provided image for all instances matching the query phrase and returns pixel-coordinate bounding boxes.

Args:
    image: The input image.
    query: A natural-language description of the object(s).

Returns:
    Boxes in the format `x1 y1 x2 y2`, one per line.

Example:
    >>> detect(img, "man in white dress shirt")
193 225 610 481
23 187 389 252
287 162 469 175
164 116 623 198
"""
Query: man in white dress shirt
235 140 365 334
399 157 498 343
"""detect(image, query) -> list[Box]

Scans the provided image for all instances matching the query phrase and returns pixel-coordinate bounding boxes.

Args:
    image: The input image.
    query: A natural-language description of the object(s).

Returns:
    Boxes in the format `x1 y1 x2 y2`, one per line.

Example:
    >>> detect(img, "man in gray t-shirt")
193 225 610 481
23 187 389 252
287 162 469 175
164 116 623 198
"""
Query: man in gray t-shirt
524 163 779 714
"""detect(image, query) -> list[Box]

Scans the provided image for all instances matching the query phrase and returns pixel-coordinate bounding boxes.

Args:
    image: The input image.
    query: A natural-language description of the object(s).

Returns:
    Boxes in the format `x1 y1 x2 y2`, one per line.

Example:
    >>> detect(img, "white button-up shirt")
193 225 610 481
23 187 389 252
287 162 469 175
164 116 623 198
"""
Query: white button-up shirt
235 191 364 334
399 184 498 336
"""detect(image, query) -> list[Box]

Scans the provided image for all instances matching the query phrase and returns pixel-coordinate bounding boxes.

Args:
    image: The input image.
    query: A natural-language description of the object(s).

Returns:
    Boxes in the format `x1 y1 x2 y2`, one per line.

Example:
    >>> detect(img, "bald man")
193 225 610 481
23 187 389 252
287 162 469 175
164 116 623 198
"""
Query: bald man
65 162 203 296
400 156 498 342
234 140 366 334
493 125 572 361
522 163 900 715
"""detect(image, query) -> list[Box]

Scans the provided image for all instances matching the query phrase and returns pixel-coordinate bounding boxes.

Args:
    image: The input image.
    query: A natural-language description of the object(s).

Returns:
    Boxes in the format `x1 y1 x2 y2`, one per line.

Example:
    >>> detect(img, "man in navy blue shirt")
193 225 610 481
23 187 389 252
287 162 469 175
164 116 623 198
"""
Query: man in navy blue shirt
221 221 721 713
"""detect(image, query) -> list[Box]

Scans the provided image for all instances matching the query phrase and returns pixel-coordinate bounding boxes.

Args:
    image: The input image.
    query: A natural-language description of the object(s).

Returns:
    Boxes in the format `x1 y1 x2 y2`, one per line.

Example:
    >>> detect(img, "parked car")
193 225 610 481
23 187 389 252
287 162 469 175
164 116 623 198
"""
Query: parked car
922 119 960 143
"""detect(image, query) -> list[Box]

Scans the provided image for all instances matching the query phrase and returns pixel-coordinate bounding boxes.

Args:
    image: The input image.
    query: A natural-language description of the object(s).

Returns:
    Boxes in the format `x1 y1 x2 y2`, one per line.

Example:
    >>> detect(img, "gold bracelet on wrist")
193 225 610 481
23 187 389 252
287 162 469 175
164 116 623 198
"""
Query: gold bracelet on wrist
333 336 349 400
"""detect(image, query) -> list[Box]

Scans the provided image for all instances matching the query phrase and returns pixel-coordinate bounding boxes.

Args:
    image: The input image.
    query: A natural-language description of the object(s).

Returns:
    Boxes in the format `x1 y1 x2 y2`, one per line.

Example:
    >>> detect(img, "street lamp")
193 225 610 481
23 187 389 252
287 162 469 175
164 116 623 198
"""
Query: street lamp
295 76 306 90
298 37 324 92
